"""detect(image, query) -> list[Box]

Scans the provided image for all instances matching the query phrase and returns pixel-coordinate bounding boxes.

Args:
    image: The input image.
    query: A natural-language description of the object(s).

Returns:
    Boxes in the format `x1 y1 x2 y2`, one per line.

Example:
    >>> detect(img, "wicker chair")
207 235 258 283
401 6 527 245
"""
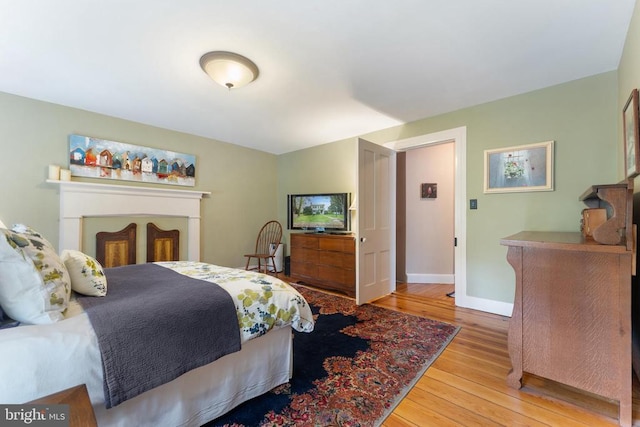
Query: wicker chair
244 220 283 276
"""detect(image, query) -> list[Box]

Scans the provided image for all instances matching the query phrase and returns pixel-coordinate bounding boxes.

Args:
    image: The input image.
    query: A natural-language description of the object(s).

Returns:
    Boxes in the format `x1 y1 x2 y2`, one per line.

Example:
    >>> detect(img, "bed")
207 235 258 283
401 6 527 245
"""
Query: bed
0 224 314 427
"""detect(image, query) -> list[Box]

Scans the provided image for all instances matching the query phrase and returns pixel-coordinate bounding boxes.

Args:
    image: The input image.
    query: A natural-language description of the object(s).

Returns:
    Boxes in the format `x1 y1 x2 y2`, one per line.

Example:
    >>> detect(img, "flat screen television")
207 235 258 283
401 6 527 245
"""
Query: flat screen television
287 193 350 232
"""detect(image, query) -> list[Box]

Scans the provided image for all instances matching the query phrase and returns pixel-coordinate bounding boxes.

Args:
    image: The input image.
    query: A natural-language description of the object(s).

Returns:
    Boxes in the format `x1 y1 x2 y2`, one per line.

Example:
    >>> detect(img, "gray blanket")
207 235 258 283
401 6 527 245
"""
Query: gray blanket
77 263 241 408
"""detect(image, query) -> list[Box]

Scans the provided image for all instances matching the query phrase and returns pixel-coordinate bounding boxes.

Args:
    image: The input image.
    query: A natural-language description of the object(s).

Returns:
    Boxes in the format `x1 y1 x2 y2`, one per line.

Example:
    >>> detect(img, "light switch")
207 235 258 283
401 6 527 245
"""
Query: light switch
470 199 478 210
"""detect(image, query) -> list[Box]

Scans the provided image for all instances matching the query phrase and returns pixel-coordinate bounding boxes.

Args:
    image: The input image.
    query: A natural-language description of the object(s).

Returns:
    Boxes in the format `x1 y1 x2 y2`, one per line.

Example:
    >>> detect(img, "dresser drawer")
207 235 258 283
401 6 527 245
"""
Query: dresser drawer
319 237 355 253
290 260 317 278
318 265 355 286
291 246 318 263
291 234 319 249
319 251 355 268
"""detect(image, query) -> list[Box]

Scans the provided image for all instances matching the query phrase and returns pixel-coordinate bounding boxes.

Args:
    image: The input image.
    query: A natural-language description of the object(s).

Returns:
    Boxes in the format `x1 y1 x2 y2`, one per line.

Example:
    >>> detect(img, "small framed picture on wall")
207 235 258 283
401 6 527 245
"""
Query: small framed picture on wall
421 183 437 199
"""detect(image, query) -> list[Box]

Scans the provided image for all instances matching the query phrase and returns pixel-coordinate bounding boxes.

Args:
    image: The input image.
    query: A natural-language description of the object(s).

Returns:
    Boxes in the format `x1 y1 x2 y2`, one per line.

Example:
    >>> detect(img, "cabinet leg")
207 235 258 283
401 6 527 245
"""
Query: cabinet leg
619 396 632 427
505 246 523 391
506 368 522 389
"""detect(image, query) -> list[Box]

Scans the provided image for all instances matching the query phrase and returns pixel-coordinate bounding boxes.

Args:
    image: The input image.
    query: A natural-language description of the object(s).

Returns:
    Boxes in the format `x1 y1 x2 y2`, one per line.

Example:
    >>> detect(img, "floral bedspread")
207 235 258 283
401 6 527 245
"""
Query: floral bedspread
156 261 315 342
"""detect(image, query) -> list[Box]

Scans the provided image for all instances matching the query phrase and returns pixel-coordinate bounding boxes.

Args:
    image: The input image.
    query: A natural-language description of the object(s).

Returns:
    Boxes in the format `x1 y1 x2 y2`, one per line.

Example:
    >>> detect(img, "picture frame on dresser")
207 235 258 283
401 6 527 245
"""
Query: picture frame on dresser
623 88 640 179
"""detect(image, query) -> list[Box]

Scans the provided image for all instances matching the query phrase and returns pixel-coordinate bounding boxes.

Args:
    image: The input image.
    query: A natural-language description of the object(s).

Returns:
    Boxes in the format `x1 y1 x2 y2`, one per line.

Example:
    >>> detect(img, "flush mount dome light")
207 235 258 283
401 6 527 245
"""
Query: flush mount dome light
199 51 259 90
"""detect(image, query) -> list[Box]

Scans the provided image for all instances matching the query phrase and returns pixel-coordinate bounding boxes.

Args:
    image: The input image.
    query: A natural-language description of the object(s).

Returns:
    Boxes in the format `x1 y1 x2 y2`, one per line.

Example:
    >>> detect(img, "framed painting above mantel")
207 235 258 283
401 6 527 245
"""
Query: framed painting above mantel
69 134 196 187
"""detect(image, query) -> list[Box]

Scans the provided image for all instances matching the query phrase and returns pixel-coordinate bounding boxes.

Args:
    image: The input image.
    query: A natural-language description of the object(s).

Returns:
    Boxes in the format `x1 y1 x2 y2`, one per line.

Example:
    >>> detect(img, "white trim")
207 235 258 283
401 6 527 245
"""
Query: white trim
386 128 458 151
48 180 210 261
47 179 210 199
387 126 487 314
456 294 514 317
405 273 454 284
387 123 515 317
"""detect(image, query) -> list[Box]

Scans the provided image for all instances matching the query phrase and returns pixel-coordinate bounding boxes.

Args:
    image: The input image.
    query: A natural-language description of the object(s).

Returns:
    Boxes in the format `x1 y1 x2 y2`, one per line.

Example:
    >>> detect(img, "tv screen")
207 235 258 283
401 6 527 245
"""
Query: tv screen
288 193 350 232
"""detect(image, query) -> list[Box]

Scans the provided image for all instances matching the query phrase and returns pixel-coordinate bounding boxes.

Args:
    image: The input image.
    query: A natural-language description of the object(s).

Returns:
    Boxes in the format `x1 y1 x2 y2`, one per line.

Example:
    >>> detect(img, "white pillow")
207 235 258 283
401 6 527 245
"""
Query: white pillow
0 225 71 324
0 219 6 229
61 250 107 297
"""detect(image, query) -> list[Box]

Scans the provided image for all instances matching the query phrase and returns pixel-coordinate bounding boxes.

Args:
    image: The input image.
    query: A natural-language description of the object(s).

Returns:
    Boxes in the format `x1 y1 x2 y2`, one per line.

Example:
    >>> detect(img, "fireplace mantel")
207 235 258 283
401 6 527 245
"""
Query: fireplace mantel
48 180 210 261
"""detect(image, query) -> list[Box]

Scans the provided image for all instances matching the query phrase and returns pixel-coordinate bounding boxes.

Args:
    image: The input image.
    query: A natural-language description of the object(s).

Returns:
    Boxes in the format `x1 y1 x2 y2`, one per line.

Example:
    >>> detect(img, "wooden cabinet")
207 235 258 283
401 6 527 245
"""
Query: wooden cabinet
28 384 97 427
290 233 355 297
501 231 632 426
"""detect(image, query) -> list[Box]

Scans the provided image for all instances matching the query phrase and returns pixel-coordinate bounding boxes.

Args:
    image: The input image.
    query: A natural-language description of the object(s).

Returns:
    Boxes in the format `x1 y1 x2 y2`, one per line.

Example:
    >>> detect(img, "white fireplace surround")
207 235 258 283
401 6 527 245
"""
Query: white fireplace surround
49 180 210 261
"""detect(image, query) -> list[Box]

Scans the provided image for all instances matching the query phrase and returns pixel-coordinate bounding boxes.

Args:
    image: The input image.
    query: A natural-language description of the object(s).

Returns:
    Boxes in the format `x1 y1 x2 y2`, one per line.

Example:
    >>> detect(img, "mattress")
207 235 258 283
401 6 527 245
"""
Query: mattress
0 261 313 426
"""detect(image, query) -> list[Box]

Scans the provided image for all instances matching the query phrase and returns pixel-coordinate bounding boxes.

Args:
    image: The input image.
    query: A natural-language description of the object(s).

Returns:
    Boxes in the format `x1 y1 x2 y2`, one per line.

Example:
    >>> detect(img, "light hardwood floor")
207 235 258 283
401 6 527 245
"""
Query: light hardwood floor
372 283 639 427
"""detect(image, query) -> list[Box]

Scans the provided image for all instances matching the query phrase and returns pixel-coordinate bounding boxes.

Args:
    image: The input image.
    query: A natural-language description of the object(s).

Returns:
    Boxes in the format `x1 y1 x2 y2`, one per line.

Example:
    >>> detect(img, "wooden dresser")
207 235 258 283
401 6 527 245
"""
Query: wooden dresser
290 233 355 297
501 231 632 426
501 180 635 426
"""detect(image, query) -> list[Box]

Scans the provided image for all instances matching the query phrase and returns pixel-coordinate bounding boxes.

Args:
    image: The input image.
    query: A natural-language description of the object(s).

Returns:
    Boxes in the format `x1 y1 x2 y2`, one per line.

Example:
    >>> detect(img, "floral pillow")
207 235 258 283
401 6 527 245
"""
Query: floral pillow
0 225 71 324
61 250 107 297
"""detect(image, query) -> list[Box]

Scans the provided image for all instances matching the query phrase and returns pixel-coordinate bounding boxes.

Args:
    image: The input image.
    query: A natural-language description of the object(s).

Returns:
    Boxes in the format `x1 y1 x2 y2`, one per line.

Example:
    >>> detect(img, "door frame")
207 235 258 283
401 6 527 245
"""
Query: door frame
385 126 467 308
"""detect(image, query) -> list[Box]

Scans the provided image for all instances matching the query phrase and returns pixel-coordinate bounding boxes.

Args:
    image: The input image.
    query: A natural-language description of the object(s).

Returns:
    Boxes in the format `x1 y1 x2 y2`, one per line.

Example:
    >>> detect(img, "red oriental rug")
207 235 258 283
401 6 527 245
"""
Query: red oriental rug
209 284 459 427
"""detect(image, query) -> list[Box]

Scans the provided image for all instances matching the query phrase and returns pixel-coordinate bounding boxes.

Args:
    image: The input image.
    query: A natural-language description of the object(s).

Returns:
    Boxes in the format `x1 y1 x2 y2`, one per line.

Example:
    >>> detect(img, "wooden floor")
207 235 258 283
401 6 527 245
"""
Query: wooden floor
371 283 640 427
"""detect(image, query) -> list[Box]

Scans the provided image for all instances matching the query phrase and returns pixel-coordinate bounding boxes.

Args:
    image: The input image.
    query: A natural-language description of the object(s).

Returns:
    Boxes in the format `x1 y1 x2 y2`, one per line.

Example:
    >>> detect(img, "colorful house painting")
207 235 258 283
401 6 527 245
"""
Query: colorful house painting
141 157 154 173
171 161 186 176
122 151 131 171
99 149 113 167
85 148 97 166
157 159 169 175
132 157 142 173
112 153 122 169
68 134 196 187
70 147 85 165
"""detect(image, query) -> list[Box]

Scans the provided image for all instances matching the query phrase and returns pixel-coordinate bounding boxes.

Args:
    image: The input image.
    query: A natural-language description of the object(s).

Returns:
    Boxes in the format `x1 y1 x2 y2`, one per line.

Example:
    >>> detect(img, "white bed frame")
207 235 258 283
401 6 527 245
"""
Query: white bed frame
0 308 292 427
94 326 293 427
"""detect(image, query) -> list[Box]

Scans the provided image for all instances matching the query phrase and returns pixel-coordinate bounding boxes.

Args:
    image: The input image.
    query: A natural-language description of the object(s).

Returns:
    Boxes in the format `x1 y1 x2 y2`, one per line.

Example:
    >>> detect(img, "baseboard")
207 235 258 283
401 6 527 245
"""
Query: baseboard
405 273 454 284
402 273 512 317
455 294 514 317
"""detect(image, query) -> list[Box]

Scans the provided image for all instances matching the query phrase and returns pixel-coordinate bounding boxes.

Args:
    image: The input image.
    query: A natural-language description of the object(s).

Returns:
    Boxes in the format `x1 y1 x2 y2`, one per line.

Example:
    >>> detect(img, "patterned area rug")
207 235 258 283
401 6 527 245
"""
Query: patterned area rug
208 284 459 427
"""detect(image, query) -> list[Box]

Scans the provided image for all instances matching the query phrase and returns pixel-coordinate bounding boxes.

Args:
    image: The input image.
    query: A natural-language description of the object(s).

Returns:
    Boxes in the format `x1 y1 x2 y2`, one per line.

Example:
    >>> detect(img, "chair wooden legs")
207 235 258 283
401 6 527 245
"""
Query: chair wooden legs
270 256 278 278
245 255 279 277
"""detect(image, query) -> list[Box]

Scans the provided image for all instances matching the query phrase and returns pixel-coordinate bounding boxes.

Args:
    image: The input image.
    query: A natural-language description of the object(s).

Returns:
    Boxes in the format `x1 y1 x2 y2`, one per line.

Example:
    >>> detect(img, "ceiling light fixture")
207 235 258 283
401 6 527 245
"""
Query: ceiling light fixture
199 51 259 90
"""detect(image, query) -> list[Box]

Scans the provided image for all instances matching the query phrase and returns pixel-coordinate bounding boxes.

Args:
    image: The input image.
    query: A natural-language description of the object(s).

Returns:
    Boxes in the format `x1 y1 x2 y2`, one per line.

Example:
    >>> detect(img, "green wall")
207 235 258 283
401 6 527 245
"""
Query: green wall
449 73 617 302
278 72 619 304
277 139 357 249
0 91 278 268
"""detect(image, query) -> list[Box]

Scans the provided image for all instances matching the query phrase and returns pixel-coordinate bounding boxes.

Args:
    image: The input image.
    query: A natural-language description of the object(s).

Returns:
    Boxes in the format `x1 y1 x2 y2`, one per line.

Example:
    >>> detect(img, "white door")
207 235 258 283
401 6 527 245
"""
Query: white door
356 138 396 304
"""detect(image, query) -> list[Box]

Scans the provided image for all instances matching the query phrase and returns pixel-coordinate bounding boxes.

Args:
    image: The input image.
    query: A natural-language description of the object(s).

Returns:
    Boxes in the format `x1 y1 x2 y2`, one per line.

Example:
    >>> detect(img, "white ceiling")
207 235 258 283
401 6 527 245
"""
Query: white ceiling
0 0 635 154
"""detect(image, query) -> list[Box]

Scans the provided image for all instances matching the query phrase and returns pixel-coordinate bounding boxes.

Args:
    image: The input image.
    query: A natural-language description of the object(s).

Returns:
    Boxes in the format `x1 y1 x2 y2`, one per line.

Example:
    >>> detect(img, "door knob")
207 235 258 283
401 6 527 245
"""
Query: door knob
360 237 366 243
